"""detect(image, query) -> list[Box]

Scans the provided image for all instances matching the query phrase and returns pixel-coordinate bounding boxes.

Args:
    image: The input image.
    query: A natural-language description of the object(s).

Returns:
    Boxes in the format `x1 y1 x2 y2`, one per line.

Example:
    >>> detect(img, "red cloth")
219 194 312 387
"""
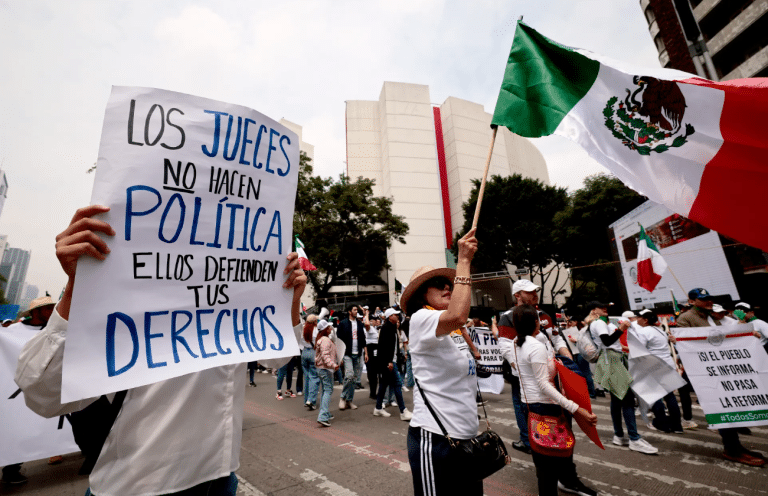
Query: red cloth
555 362 604 450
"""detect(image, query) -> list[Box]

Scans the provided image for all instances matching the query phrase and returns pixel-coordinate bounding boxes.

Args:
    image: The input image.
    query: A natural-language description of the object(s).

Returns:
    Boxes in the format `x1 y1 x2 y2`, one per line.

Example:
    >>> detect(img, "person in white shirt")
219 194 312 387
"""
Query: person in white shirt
711 304 738 325
401 229 482 496
734 302 768 353
634 309 683 433
589 301 658 455
512 304 597 496
14 205 307 496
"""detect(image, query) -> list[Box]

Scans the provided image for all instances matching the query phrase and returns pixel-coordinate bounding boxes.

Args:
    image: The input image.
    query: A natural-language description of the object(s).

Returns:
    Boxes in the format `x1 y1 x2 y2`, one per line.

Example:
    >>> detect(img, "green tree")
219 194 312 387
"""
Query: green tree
554 173 646 307
293 152 409 297
455 174 570 303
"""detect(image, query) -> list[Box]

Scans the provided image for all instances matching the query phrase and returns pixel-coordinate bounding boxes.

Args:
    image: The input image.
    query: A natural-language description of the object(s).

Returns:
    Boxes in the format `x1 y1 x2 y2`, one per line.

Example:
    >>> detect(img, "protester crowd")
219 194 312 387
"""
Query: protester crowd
3 209 768 496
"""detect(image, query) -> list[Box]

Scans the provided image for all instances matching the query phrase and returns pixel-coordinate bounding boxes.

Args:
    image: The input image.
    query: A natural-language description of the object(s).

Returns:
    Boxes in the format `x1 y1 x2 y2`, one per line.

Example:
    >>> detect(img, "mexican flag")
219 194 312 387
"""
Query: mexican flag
636 225 666 292
295 236 317 271
492 22 768 251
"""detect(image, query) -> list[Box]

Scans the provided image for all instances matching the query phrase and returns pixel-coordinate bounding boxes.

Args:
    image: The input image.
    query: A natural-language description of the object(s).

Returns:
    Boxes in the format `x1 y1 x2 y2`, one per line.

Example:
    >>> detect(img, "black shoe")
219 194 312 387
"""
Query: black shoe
595 390 606 397
1 472 28 485
558 480 597 496
249 382 257 387
737 427 752 435
512 440 532 454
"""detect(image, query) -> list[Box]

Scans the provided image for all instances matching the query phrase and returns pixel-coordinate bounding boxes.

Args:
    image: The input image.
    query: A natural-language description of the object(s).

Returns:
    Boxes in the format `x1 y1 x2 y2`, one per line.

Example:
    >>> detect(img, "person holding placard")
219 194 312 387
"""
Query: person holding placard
14 205 308 496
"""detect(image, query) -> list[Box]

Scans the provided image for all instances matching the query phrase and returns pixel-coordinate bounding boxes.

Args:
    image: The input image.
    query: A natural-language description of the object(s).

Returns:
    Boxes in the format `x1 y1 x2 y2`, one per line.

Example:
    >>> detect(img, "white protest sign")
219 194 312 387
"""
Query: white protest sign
63 87 300 402
674 324 768 429
1 327 80 465
468 326 505 394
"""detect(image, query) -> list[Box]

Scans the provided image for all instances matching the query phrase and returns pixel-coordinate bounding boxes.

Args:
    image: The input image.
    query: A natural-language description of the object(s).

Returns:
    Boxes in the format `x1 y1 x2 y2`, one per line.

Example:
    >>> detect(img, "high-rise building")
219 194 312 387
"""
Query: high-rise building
0 168 7 220
0 247 31 306
346 82 557 308
18 283 39 311
641 0 768 80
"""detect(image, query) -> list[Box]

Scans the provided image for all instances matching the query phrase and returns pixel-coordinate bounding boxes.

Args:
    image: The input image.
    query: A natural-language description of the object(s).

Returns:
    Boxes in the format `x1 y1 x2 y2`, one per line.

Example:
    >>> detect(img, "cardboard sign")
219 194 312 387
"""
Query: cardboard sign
63 87 300 402
555 362 603 450
0 326 79 465
674 324 768 429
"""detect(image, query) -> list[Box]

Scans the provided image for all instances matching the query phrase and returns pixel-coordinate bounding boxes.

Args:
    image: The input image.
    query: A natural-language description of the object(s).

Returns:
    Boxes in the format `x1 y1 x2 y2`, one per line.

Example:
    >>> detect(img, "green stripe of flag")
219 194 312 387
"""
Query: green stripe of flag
491 22 600 137
706 409 768 425
639 225 659 252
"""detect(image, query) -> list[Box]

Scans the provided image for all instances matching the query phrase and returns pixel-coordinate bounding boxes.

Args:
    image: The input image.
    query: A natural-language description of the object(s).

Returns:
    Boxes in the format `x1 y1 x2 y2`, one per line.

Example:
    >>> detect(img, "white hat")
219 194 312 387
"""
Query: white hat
512 279 540 294
621 311 636 319
735 302 751 310
384 308 398 319
317 320 331 331
712 304 726 313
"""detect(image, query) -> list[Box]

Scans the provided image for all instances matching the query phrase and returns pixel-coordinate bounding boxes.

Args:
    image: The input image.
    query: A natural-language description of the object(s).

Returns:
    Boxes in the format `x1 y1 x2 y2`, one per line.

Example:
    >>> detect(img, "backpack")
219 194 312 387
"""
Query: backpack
576 322 601 363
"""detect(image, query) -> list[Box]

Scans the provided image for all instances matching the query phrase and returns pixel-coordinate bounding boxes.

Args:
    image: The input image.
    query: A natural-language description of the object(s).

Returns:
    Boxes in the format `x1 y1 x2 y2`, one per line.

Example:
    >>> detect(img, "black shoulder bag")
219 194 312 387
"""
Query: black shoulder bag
414 378 510 480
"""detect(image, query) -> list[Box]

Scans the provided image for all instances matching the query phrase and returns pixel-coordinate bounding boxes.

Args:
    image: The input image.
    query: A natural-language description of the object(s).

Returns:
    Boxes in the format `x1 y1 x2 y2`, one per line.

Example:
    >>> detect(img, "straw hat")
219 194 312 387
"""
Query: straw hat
400 265 456 315
28 296 55 312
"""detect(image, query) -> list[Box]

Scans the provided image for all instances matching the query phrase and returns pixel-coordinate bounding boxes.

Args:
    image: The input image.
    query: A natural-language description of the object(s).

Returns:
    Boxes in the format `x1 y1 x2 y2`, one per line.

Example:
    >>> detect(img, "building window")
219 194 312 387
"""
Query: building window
654 33 666 53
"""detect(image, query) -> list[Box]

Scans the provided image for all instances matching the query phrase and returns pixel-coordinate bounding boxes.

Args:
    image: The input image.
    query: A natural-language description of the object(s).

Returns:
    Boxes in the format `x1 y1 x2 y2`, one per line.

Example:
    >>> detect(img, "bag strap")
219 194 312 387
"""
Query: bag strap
414 378 453 442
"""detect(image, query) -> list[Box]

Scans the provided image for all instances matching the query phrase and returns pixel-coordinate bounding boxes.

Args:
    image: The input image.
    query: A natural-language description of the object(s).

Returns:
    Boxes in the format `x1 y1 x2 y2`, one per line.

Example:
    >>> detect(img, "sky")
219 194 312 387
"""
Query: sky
0 0 661 297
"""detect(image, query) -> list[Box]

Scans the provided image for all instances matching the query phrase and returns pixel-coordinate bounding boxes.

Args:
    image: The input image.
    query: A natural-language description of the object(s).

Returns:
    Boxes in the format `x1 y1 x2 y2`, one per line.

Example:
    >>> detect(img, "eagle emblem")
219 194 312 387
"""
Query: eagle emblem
603 76 695 155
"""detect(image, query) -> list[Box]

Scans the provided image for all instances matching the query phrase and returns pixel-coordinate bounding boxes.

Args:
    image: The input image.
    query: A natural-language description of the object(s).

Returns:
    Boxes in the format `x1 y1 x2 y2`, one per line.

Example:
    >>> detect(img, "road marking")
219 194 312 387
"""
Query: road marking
337 441 410 472
300 468 359 496
236 474 267 496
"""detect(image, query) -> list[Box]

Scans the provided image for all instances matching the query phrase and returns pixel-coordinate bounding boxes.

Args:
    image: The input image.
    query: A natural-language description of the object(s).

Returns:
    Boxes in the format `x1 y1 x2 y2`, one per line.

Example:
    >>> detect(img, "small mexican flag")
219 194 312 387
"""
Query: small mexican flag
492 22 768 251
671 290 681 316
636 226 667 292
295 236 317 271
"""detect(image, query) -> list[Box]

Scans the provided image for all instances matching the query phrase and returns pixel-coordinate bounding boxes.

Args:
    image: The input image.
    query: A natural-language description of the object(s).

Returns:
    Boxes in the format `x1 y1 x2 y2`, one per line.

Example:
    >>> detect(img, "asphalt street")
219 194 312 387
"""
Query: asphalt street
2 369 767 496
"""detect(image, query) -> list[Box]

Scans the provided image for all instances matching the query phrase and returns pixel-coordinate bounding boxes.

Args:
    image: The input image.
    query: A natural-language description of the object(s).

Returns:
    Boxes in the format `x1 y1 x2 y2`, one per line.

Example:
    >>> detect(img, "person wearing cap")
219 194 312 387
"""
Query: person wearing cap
401 229 482 495
2 319 13 327
1 296 57 485
711 304 737 325
497 279 572 456
373 308 412 421
589 301 658 454
14 205 307 495
734 302 768 352
314 320 339 427
676 289 765 466
675 288 717 431
634 309 683 434
364 312 381 399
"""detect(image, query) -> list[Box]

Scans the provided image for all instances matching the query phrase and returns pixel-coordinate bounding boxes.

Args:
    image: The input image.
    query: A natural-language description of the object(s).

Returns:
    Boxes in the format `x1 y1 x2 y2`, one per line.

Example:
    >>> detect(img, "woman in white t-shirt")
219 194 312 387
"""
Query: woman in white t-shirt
400 229 481 496
513 304 598 496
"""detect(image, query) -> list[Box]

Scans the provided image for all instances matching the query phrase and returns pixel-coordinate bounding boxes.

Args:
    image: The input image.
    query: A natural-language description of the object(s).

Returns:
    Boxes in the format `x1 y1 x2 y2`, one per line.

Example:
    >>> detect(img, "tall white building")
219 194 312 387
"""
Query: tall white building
346 82 558 308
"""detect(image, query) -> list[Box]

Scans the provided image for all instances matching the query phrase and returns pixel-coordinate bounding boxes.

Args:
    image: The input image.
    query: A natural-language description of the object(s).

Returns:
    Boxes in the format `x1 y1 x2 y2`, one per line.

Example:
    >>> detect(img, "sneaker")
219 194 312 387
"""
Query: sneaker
512 440 532 454
249 382 257 387
276 391 284 400
328 415 335 420
286 390 297 398
558 480 598 496
339 399 348 410
348 402 358 410
317 419 331 427
1 472 28 485
681 419 698 429
297 391 303 396
402 386 410 392
373 408 391 417
612 435 629 447
629 438 658 455
400 408 413 421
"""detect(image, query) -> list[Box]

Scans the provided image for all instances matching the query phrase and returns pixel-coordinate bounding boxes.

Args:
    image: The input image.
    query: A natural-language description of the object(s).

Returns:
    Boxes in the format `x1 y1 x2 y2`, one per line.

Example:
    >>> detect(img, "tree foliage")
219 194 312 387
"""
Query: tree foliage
554 173 646 307
293 152 409 297
454 174 570 302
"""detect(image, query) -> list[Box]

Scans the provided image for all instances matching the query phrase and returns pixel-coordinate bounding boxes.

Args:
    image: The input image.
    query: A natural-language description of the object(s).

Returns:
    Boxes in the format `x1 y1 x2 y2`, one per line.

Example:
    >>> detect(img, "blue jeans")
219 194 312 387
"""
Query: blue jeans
317 368 334 422
610 390 640 440
404 353 414 388
573 353 596 397
342 354 363 402
378 367 405 411
301 348 320 406
276 360 295 392
85 473 237 496
511 375 529 447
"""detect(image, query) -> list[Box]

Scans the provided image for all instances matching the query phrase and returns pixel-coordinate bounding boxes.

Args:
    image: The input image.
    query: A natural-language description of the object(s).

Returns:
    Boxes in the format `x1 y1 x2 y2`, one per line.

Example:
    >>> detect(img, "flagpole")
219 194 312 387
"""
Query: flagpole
661 316 683 375
471 125 499 230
